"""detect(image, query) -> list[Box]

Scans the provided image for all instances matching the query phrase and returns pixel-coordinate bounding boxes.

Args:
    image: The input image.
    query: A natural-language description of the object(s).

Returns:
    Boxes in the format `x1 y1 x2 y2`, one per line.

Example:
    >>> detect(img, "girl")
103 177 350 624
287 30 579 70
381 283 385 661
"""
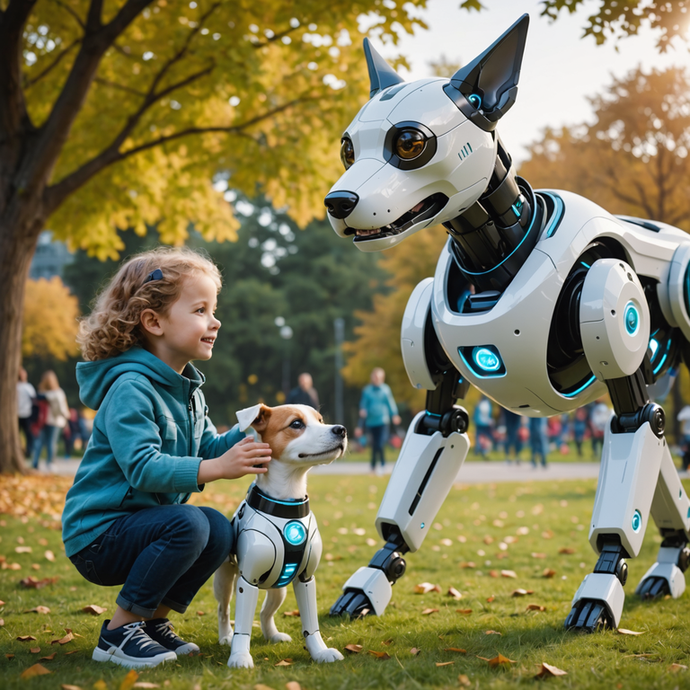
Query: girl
62 247 271 669
31 370 70 469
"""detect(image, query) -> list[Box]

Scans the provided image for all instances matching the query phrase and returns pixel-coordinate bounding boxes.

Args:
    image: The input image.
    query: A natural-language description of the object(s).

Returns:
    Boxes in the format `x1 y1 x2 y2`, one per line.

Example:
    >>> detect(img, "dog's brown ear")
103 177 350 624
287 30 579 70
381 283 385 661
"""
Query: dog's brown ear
251 404 272 433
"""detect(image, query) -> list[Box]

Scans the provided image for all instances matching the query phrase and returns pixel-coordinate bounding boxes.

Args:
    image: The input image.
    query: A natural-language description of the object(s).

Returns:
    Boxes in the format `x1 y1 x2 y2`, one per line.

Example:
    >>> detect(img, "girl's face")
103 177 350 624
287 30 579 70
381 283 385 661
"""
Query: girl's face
149 273 221 373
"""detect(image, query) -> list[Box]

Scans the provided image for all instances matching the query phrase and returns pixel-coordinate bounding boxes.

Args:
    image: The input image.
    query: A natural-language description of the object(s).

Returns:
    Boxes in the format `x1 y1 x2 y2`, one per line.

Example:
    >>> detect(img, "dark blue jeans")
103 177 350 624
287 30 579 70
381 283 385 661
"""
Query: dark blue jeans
69 504 233 618
368 424 388 469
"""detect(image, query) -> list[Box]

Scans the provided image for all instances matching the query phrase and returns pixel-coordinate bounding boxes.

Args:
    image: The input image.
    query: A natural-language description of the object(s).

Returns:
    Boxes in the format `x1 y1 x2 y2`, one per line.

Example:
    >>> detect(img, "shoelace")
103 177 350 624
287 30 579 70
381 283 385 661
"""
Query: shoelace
120 621 159 651
154 620 179 641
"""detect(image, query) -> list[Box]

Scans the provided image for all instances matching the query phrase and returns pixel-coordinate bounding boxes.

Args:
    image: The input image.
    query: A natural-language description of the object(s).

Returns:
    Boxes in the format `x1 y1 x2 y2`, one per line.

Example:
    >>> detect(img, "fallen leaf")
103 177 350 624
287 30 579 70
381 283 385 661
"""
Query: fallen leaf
285 683 302 690
15 546 32 553
275 659 293 666
501 570 517 579
410 648 420 655
253 685 276 690
26 605 51 614
421 608 439 615
436 661 454 667
20 663 51 679
283 610 300 617
19 576 58 589
196 611 205 616
94 681 109 690
617 628 644 636
511 589 534 597
133 684 161 689
0 619 4 626
0 599 5 605
51 631 74 645
456 608 473 615
535 662 567 678
414 582 441 594
61 685 84 690
486 596 495 603
526 604 546 612
485 630 502 635
29 647 41 654
460 562 476 569
16 635 37 641
531 552 546 559
558 547 575 555
447 587 462 600
458 674 471 687
44 550 56 562
443 648 467 654
542 530 554 539
64 650 80 655
82 605 108 615
344 644 363 654
484 654 516 667
670 663 688 673
120 670 139 690
368 650 391 660
39 652 57 661
5 653 15 659
381 639 393 646
489 570 499 578
542 568 557 578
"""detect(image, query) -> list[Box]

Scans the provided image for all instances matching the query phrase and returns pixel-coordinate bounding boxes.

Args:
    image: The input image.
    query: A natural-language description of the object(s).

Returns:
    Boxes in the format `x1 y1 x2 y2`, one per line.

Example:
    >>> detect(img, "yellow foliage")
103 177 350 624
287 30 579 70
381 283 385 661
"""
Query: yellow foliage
22 277 80 361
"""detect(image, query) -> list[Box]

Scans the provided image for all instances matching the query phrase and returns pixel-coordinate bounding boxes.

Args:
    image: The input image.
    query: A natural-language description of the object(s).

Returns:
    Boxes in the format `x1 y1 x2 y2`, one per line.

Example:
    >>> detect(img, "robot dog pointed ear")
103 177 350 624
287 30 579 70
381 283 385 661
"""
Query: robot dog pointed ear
236 404 271 433
363 37 405 98
445 13 529 131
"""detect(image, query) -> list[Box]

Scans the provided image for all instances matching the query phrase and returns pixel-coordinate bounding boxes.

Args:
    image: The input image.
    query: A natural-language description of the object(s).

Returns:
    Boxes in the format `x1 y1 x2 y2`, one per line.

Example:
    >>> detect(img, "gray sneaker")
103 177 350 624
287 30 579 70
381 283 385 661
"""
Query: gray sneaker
144 618 200 656
92 620 177 669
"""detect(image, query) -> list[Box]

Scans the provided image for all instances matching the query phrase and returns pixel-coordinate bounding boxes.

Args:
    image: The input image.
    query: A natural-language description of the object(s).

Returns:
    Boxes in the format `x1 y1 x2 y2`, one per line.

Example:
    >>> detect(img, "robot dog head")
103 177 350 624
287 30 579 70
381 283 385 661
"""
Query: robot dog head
324 14 529 252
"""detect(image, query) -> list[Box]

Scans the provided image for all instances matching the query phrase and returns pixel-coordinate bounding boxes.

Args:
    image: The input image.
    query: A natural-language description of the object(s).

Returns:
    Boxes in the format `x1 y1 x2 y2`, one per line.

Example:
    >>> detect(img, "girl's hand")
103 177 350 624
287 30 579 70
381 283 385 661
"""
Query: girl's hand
198 436 272 483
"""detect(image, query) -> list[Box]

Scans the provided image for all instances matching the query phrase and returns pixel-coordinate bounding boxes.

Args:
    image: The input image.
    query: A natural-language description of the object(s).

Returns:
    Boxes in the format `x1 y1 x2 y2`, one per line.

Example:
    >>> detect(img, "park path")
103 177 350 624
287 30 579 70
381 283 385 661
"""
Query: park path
48 458 607 483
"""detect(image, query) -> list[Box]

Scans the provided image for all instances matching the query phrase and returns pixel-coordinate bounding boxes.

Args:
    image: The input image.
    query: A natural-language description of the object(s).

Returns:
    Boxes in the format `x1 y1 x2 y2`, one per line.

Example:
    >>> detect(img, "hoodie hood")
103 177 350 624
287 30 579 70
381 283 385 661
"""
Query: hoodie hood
76 346 204 410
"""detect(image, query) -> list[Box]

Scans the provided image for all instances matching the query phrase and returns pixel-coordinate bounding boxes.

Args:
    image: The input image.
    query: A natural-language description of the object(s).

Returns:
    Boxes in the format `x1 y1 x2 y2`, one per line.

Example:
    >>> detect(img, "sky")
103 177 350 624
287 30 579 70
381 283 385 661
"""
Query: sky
368 0 689 162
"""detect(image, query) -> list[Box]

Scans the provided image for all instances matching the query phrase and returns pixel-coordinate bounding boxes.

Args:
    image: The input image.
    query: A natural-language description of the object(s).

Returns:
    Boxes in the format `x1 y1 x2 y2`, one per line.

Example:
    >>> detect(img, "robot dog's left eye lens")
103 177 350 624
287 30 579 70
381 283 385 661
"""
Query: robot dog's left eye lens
290 419 305 429
340 138 355 169
395 129 426 160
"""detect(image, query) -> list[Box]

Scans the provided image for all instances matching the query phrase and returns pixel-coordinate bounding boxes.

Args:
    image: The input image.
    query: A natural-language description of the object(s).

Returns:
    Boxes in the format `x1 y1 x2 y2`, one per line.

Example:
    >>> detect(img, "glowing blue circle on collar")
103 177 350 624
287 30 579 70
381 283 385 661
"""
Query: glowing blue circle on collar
473 347 501 372
284 521 307 546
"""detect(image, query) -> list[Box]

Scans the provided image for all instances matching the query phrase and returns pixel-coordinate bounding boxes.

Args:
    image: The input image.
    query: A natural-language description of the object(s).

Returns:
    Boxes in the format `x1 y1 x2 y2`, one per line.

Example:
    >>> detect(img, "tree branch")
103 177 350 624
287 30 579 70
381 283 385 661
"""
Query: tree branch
24 39 81 89
51 0 86 31
93 76 147 97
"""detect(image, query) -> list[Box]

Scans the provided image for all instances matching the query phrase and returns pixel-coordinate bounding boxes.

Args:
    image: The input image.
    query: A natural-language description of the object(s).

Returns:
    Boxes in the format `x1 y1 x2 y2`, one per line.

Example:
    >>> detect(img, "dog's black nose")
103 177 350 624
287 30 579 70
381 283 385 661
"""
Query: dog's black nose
325 191 359 219
331 425 347 438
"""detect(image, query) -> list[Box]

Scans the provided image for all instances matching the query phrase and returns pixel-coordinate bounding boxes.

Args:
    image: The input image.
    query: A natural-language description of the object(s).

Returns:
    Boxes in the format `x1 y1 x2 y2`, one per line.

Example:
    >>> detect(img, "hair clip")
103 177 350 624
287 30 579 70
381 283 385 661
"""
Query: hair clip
144 268 163 284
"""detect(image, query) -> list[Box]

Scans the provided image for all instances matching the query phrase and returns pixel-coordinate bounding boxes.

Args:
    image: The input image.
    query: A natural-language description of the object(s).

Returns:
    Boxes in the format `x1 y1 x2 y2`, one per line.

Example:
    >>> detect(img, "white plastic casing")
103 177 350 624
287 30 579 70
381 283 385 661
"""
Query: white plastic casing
666 243 690 341
579 259 650 381
570 573 625 628
400 278 437 390
340 567 393 616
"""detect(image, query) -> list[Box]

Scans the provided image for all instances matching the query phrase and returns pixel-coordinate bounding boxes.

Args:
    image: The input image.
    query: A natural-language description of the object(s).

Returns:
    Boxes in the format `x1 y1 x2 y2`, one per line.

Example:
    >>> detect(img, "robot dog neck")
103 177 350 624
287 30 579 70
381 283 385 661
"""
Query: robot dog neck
443 136 541 294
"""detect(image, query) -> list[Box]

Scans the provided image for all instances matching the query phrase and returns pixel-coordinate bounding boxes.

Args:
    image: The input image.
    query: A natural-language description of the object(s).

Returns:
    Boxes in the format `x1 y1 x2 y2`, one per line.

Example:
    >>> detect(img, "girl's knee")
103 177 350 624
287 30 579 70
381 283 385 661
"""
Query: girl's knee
198 507 234 551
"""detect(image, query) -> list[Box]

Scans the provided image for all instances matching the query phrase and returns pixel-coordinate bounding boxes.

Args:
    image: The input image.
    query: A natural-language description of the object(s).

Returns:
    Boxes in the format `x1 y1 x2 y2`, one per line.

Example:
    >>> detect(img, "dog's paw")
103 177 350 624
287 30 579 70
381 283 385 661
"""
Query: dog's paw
311 647 344 663
219 634 233 646
268 632 292 644
227 652 254 669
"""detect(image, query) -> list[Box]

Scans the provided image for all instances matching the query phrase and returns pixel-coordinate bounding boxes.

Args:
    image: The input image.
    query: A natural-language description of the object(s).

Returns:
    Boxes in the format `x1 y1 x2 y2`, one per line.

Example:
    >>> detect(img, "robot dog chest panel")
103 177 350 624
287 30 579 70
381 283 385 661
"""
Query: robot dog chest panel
233 491 319 589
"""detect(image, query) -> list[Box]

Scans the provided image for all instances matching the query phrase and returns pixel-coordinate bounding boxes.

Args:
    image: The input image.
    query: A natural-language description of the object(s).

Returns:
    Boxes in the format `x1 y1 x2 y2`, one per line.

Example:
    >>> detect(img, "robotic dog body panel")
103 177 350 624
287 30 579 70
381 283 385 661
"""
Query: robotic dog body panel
325 14 690 631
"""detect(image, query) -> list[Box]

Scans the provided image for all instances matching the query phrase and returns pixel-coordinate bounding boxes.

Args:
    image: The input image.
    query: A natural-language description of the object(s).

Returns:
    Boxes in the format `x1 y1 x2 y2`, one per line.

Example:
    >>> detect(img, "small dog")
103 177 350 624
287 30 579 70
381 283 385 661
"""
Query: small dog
213 403 347 669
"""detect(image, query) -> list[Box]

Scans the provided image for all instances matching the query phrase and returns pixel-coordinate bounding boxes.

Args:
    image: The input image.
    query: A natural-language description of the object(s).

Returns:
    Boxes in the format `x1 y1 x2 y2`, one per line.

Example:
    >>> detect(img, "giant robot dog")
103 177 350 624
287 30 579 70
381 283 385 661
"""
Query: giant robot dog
324 14 690 632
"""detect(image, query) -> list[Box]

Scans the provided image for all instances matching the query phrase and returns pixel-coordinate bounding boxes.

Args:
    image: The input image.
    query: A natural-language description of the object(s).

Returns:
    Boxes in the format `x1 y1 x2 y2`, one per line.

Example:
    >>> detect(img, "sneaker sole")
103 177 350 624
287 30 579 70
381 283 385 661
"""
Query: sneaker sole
92 646 177 668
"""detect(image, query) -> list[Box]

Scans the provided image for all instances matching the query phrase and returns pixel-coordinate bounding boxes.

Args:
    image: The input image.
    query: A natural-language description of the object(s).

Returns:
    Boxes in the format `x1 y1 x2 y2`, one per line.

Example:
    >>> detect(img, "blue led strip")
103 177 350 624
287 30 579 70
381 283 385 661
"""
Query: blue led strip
561 375 597 399
542 192 565 239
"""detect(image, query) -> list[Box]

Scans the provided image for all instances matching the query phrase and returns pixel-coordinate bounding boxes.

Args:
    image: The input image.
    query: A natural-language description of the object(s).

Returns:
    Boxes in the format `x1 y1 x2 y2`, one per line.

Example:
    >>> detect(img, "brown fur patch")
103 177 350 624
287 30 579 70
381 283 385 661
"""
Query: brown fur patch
254 405 323 460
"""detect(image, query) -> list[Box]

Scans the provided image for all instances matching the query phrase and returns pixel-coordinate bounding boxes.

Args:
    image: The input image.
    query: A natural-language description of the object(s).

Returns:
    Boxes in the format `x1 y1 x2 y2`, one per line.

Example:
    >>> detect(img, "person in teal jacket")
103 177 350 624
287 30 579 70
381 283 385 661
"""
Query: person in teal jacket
357 367 401 473
63 247 272 670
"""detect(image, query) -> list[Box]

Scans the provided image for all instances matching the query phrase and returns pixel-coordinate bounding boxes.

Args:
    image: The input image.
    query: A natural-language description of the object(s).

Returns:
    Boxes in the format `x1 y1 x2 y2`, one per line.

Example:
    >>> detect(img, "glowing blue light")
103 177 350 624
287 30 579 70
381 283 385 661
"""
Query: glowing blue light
276 562 298 587
649 338 659 357
473 347 501 372
624 301 639 336
420 522 425 529
632 510 642 533
284 521 307 546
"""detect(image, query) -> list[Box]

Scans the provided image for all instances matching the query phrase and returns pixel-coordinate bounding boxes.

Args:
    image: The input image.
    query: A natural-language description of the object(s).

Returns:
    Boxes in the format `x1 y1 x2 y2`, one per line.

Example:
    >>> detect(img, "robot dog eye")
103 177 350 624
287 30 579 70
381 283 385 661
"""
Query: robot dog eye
395 129 426 160
289 419 305 430
340 137 355 170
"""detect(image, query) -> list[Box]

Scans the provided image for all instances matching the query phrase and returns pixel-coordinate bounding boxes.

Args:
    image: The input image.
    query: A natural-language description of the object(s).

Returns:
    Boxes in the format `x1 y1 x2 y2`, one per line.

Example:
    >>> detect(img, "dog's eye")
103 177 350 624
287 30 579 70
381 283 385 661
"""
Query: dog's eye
289 419 305 429
340 137 355 170
395 129 426 160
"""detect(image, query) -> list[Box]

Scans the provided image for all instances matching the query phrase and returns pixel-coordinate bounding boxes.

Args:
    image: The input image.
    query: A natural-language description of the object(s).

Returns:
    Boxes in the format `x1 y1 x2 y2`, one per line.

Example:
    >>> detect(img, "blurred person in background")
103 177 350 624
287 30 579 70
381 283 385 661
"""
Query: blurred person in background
32 370 70 470
17 367 36 458
286 372 319 409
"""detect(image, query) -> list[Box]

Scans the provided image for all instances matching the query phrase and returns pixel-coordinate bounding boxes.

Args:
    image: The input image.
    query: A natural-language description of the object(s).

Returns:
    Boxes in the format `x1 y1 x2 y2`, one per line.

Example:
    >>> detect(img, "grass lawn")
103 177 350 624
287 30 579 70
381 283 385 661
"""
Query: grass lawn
2 473 690 689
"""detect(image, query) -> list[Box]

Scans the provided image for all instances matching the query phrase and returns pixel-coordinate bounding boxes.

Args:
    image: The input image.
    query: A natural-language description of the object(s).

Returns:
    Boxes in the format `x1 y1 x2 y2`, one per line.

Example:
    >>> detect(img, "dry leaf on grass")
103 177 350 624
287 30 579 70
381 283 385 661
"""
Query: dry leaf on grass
20 663 51 679
25 606 50 614
344 644 363 654
447 587 462 600
39 652 57 661
51 631 74 645
381 639 393 646
670 663 688 673
5 653 15 660
275 659 293 666
436 661 454 667
485 630 502 636
285 683 302 690
132 686 160 690
458 674 471 687
535 662 567 678
119 669 139 690
477 654 516 667
283 610 300 617
617 628 644 636
93 680 107 690
558 547 575 555
511 589 534 597
542 568 557 578
254 685 276 690
414 582 441 594
0 619 4 627
368 650 391 660
486 595 495 603
61 685 84 690
19 576 58 589
526 604 546 612
410 648 420 656
16 635 37 642
15 546 32 553
501 570 517 579
531 552 547 559
44 550 56 562
29 647 41 654
443 648 467 654
421 608 439 615
82 605 108 615
460 562 476 569
456 608 473 615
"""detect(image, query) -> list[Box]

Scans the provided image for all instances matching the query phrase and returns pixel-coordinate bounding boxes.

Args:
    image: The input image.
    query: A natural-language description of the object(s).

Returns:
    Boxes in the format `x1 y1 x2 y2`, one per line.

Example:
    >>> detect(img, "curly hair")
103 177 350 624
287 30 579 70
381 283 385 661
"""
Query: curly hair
78 246 222 361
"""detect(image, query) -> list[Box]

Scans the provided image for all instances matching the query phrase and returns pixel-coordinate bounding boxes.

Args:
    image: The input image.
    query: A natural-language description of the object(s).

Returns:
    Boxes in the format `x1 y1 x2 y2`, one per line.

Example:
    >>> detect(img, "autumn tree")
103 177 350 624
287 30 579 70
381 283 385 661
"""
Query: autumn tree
0 0 429 473
23 276 80 361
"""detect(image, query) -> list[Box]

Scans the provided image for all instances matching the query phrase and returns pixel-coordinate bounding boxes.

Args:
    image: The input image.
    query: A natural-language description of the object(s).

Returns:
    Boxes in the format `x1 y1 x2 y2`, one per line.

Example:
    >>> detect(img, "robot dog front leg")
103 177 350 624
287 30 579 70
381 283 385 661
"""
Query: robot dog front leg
331 370 470 617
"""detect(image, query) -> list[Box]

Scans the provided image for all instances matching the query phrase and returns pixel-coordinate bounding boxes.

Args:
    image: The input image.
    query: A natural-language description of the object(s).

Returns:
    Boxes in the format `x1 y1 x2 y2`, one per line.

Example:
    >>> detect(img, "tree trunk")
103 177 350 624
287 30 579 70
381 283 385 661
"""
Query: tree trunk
0 213 44 474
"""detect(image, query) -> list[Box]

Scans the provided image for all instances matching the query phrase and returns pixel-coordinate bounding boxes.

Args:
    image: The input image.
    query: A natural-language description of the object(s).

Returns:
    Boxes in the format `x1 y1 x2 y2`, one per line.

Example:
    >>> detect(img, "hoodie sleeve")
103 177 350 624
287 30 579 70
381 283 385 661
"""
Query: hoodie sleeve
198 413 245 459
103 377 202 494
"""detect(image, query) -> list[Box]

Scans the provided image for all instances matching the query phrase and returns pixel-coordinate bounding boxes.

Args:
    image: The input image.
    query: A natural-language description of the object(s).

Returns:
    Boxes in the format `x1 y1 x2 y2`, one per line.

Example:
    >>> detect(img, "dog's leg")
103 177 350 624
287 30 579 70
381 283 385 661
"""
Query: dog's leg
565 386 667 632
636 445 690 599
213 557 237 645
294 577 343 663
260 588 291 643
227 576 259 669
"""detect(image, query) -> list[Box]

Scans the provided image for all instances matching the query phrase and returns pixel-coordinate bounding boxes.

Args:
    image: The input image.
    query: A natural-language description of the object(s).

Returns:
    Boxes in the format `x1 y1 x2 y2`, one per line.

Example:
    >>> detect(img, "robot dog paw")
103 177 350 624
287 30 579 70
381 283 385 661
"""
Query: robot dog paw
330 588 376 618
637 576 670 600
227 652 254 669
564 599 614 633
311 647 345 663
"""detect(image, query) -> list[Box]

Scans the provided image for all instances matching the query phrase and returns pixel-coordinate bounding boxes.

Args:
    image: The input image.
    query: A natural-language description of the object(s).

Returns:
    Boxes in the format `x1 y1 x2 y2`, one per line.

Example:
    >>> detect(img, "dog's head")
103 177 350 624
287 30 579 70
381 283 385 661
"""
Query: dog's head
236 403 347 467
324 14 529 252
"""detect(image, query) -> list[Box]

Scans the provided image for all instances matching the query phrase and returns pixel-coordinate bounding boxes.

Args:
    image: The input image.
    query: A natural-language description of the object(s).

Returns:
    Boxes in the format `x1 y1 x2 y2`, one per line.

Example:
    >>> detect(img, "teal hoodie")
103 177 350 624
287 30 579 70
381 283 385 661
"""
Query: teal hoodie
62 347 243 557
